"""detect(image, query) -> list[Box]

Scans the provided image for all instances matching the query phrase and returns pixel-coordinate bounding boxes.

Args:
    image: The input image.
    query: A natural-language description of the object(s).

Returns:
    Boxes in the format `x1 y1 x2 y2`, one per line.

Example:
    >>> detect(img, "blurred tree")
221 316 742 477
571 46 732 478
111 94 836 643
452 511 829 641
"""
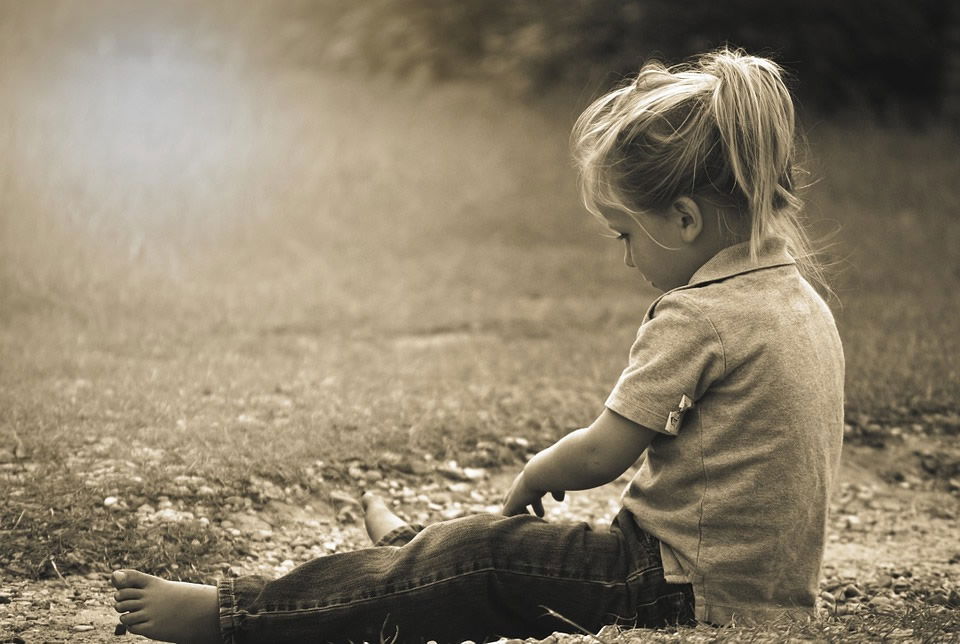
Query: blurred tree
944 0 960 127
323 0 953 118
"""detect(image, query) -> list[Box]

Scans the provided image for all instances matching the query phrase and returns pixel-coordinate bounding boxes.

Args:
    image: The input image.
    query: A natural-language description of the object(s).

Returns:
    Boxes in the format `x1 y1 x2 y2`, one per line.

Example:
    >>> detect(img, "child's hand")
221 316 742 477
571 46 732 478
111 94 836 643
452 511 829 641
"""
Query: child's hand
501 471 565 517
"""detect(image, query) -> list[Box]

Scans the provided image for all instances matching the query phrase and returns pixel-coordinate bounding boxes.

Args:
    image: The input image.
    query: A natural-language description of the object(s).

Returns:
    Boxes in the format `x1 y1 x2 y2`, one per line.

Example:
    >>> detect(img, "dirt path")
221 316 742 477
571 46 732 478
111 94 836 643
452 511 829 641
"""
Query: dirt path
3 437 958 642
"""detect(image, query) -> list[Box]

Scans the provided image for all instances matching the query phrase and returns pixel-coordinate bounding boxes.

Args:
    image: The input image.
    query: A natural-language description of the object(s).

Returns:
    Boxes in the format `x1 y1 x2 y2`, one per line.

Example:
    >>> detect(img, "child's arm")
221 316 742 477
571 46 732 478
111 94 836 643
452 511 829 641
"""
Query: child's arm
502 408 656 516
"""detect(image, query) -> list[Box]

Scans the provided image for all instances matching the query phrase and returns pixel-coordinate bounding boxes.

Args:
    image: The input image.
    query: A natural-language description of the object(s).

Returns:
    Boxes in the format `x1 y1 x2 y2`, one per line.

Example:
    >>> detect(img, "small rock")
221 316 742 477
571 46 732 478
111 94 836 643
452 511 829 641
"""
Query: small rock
337 507 358 524
154 508 183 522
502 436 529 449
74 624 95 631
843 515 863 531
437 461 470 481
888 628 914 639
843 584 862 598
329 490 360 507
869 596 895 613
104 496 119 507
929 590 952 606
115 622 127 635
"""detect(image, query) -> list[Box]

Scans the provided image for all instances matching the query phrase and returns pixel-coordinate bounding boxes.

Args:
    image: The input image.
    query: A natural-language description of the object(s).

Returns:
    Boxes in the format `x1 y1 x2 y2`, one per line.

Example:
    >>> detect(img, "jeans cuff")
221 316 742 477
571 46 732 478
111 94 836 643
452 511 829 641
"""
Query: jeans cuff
217 578 238 644
374 523 424 547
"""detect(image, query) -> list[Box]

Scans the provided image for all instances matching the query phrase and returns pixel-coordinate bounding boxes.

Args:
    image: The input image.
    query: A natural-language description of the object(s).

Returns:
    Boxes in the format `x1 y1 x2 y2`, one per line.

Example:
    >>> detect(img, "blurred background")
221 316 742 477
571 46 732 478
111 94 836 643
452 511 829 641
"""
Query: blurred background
1 0 958 458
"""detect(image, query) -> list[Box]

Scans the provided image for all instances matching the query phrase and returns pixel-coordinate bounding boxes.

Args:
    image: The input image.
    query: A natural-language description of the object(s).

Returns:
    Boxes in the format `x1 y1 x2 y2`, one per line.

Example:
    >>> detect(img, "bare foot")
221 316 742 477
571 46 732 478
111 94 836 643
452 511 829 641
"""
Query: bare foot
361 491 409 543
112 569 220 644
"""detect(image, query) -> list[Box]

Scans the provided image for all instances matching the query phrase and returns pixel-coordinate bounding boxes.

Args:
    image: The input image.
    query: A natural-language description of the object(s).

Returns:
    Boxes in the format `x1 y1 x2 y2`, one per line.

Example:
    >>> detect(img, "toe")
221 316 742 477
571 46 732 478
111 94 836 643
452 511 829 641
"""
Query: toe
112 569 150 589
115 599 144 614
360 491 382 510
119 610 150 626
126 619 152 635
114 588 143 602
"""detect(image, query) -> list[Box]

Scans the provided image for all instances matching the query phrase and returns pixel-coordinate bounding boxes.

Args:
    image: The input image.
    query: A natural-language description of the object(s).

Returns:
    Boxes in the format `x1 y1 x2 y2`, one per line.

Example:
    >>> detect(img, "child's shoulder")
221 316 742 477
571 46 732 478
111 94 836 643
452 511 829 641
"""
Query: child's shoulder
655 263 829 334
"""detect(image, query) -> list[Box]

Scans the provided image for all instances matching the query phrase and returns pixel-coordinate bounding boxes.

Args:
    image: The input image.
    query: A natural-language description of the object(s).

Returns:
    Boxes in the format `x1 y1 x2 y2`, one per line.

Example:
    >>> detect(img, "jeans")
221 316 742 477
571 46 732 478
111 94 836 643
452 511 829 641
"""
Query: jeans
217 509 694 644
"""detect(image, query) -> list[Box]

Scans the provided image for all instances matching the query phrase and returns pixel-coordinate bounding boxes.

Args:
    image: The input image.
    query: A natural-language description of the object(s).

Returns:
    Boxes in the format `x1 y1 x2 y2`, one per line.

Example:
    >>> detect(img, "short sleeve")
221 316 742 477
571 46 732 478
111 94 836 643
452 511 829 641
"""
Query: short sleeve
605 293 725 435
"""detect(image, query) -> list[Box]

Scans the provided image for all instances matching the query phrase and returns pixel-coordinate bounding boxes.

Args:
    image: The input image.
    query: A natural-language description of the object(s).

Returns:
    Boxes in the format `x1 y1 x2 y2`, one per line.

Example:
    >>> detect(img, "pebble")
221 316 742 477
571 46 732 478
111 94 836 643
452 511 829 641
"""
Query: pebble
329 490 360 507
843 515 864 530
74 624 95 631
868 596 895 613
843 583 862 598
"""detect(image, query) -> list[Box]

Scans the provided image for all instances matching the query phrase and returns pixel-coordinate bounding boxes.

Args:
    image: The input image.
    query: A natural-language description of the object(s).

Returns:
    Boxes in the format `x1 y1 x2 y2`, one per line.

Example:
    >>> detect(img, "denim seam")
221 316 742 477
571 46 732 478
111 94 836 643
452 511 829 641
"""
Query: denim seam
217 578 238 644
374 524 424 547
633 589 689 609
625 564 665 584
244 567 649 616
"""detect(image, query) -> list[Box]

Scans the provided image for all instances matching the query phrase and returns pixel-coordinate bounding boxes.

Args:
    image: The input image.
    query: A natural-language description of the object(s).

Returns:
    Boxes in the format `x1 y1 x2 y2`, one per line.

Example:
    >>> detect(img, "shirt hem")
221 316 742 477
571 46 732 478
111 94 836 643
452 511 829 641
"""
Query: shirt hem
604 399 675 436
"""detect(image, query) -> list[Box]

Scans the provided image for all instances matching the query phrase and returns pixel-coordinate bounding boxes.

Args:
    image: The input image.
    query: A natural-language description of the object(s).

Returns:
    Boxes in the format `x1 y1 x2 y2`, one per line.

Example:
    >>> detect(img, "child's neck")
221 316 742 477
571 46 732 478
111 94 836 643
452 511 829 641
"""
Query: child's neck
666 205 747 291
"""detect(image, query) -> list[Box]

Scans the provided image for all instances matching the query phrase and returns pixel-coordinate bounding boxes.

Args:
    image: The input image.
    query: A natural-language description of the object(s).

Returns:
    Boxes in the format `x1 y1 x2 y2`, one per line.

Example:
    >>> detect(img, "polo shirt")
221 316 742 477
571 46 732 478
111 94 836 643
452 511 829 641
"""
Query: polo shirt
605 236 844 624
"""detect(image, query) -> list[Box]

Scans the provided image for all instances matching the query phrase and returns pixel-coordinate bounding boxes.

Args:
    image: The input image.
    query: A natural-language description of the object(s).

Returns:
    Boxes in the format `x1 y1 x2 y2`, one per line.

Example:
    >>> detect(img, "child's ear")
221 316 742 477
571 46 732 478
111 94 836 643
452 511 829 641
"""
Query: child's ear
669 196 703 243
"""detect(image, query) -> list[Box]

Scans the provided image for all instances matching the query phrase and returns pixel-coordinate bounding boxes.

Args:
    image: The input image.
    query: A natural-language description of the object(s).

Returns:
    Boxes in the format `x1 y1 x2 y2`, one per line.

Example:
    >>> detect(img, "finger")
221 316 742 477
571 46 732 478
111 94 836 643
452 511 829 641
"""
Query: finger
551 491 565 502
532 498 544 517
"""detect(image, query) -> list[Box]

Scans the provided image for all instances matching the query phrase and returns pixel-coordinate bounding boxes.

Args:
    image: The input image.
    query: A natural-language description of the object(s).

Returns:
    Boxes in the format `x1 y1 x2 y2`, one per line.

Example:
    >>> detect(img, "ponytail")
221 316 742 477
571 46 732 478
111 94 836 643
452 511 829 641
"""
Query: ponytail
572 46 831 297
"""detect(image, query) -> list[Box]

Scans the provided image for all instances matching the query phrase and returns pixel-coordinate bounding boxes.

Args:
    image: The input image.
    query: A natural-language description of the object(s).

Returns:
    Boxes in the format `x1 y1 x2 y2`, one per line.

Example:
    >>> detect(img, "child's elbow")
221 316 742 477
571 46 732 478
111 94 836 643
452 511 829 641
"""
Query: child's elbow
581 444 625 487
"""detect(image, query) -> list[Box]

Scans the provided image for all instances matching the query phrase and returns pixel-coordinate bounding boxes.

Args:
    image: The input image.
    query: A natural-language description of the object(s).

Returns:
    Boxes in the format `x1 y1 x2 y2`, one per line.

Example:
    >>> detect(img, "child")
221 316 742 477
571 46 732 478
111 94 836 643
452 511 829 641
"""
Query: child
110 47 844 643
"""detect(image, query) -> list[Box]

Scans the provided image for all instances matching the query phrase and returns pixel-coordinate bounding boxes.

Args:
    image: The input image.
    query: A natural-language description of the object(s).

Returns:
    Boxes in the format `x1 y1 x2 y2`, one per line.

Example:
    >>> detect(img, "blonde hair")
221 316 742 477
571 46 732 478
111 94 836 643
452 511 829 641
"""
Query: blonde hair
572 46 828 294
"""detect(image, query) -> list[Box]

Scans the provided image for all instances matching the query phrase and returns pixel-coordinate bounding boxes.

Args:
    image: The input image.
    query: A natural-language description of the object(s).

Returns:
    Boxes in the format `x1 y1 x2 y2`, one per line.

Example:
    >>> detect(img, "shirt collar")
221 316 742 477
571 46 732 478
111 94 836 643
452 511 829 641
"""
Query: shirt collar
685 236 796 288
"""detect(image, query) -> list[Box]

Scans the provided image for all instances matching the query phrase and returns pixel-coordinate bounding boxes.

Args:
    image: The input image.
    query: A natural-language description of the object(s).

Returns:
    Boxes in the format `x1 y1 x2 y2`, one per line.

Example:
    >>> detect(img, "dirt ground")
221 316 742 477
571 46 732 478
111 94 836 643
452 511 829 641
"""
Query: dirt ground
2 434 958 643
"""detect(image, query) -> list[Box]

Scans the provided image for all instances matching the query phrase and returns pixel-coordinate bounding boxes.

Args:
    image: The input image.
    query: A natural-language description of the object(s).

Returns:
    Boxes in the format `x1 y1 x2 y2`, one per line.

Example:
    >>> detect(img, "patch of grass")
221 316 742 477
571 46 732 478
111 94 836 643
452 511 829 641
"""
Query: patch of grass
804 120 960 415
603 604 960 643
1 463 244 582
